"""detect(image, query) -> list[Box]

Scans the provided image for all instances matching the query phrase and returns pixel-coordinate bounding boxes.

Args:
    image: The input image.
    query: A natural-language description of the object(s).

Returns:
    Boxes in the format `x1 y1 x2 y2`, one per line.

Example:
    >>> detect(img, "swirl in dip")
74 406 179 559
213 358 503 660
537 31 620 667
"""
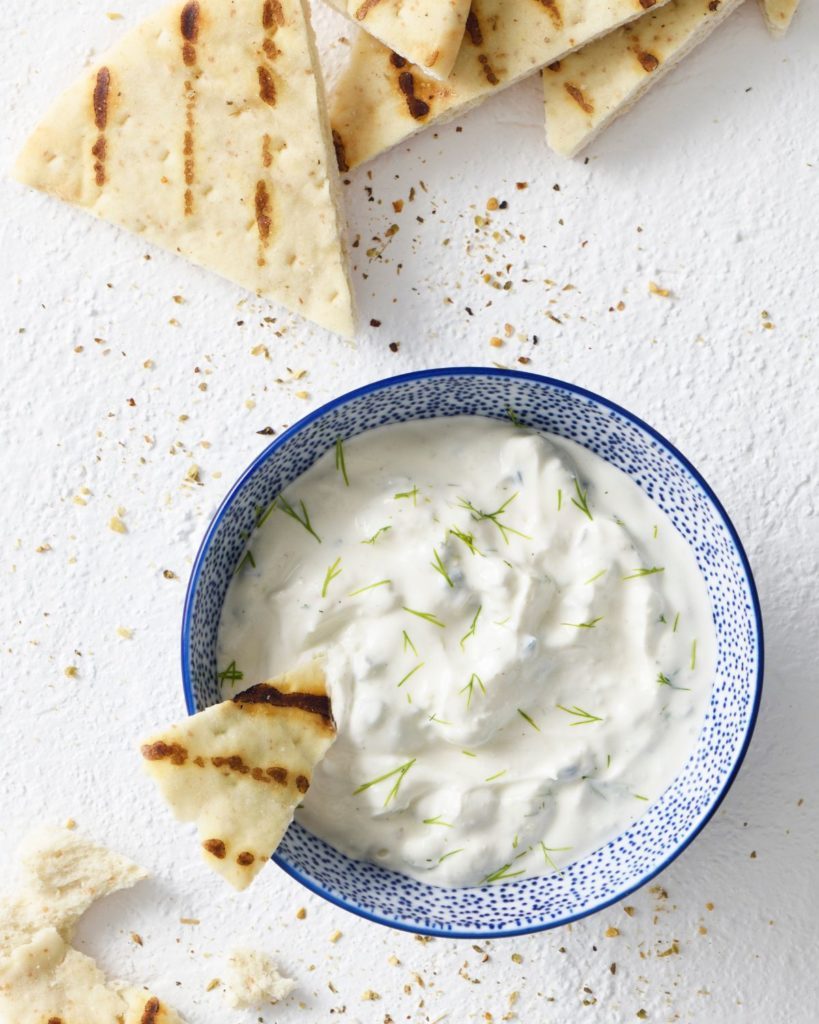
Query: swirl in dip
217 416 714 887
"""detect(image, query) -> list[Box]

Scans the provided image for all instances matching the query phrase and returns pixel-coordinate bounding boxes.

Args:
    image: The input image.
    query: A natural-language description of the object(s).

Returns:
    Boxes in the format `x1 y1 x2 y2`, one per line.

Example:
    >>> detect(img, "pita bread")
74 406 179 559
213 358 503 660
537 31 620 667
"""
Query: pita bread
0 927 183 1024
543 0 745 158
324 0 470 80
14 0 355 338
758 0 799 35
0 826 147 955
223 948 296 1007
330 0 674 170
140 661 336 891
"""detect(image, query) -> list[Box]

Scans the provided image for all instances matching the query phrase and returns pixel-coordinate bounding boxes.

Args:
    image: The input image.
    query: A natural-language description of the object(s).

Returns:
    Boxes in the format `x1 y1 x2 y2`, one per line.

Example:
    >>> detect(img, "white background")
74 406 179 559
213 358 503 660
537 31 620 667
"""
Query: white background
1 1 817 1021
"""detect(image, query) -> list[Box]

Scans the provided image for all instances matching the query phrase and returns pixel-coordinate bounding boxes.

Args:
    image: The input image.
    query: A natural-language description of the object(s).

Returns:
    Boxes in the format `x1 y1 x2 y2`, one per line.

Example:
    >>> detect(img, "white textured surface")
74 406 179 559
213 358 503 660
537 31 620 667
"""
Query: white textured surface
1 1 817 1021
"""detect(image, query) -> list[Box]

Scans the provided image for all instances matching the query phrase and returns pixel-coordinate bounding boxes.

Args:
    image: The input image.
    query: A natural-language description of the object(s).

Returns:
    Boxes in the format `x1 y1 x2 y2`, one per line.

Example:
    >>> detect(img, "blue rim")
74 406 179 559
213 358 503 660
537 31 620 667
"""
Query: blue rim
181 367 764 939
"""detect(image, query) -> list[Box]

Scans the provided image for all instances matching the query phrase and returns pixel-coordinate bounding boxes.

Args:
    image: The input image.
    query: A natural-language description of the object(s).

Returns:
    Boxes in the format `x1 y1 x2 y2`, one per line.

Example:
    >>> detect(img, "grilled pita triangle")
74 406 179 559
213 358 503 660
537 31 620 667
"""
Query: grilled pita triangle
324 0 471 80
543 0 745 158
14 0 355 337
140 662 336 891
758 0 800 35
330 0 673 170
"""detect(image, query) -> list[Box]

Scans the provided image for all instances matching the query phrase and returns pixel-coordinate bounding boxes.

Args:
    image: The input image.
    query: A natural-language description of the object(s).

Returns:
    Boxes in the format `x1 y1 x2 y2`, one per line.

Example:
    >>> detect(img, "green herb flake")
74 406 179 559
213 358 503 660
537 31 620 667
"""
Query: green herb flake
423 815 454 828
457 493 532 544
397 662 424 688
485 769 507 782
334 438 350 487
276 494 321 543
622 566 665 581
459 673 486 709
571 478 593 521
438 848 464 864
403 606 446 628
507 406 523 428
691 638 697 670
584 569 607 585
459 605 482 650
517 709 541 732
321 557 342 598
449 526 483 556
394 485 419 506
402 630 418 656
461 749 477 758
362 525 392 545
428 713 452 726
483 863 526 884
556 704 604 726
349 579 392 597
657 672 672 687
561 616 604 629
234 549 256 574
353 758 416 806
557 488 563 511
539 843 572 871
431 548 454 587
217 661 243 684
634 793 649 801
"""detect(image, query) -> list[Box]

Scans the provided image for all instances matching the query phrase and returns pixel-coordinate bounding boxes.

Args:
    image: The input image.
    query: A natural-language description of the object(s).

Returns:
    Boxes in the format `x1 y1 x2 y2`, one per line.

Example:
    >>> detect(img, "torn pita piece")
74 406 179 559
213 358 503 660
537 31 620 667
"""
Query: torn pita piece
330 0 673 170
14 0 355 337
758 0 799 35
0 825 147 955
544 0 745 158
141 662 336 891
324 0 471 80
0 927 183 1024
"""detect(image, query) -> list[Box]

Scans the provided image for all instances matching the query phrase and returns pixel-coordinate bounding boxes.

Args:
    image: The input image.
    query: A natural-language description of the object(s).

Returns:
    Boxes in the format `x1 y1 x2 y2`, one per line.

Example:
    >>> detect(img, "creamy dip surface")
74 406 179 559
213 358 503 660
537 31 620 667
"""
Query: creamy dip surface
217 416 715 887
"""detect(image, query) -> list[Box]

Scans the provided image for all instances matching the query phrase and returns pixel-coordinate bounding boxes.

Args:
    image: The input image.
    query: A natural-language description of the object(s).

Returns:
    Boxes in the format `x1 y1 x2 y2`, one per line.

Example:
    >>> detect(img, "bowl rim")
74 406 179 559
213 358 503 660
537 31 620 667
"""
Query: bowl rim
181 366 764 939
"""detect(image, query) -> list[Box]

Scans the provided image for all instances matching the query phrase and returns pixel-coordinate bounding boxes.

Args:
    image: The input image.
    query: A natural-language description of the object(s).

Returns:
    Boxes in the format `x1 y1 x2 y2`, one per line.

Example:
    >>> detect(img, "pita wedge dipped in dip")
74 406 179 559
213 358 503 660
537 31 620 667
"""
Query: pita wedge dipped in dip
140 661 336 891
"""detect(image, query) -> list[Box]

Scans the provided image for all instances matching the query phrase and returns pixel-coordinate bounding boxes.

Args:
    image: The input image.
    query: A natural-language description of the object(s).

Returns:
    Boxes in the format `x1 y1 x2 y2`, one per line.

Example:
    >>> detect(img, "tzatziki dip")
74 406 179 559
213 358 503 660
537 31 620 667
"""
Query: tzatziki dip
217 416 714 887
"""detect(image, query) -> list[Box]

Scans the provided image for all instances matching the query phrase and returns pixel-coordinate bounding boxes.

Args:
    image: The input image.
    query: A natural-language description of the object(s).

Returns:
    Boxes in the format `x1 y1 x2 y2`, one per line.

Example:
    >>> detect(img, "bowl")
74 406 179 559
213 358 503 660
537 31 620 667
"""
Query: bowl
182 368 763 938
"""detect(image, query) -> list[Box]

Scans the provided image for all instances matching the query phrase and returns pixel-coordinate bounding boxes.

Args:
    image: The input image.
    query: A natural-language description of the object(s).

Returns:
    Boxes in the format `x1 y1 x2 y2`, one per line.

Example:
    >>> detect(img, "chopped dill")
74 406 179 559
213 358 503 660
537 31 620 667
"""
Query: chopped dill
459 672 486 709
321 557 342 598
557 488 563 511
423 815 454 828
459 605 482 650
334 438 349 487
571 478 593 521
449 526 483 556
584 569 608 585
483 863 526 884
353 758 416 806
517 708 541 732
691 638 697 670
507 406 523 427
493 615 511 626
276 495 321 543
657 672 672 687
255 500 277 528
235 549 256 574
428 713 452 726
659 614 667 624
606 753 612 769
362 525 392 545
653 524 659 539
217 661 243 684
403 606 446 628
673 612 680 632
438 848 464 864
634 793 649 801
431 548 454 587
461 750 477 758
556 704 604 726
622 566 665 581
561 616 604 629
349 579 392 597
402 630 418 656
540 843 572 871
457 493 532 544
394 485 419 506
485 769 507 782
512 834 519 849
397 662 424 688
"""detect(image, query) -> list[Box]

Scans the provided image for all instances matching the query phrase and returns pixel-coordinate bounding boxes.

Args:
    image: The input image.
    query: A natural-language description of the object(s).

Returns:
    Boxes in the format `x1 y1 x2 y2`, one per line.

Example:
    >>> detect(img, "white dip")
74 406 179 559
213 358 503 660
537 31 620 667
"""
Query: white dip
217 416 714 887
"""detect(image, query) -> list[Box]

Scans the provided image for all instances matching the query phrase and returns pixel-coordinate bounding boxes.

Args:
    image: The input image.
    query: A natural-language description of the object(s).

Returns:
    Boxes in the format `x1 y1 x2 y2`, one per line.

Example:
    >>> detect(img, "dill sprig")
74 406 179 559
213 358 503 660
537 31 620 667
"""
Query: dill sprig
277 495 321 543
334 438 349 487
235 549 256 574
658 671 691 692
431 548 454 587
255 500 276 528
584 569 607 585
460 672 486 709
672 612 680 633
402 630 418 656
539 843 571 872
561 616 604 629
353 758 416 806
439 848 464 864
517 708 541 732
349 579 392 597
428 713 452 726
691 639 697 670
557 488 563 511
459 606 482 650
634 793 649 801
485 769 507 782
507 406 523 428
423 815 454 828
394 485 419 506
571 478 593 521
397 662 424 688
449 526 483 556
321 557 342 598
217 661 243 684
458 493 532 544
622 566 665 581
361 525 392 545
556 704 604 726
403 606 446 628
461 750 477 758
483 862 526 884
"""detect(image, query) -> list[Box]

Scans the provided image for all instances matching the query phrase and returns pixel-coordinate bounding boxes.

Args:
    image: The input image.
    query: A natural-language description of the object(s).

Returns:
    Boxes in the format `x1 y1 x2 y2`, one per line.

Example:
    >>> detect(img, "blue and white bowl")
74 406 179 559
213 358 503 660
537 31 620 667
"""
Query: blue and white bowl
182 368 763 938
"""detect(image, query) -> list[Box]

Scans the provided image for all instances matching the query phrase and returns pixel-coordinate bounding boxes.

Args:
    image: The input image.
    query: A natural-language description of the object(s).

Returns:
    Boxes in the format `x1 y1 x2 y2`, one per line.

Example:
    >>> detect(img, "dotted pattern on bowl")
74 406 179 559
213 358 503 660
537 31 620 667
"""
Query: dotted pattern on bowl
183 369 762 937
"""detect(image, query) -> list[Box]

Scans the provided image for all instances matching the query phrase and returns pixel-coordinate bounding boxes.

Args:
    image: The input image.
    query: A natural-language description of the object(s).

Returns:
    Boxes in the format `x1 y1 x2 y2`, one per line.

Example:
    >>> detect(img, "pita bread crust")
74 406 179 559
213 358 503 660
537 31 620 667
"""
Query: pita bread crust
544 0 745 158
140 662 336 891
223 947 296 1007
14 0 355 337
758 0 799 35
0 927 183 1024
324 0 470 80
330 0 674 170
0 826 147 956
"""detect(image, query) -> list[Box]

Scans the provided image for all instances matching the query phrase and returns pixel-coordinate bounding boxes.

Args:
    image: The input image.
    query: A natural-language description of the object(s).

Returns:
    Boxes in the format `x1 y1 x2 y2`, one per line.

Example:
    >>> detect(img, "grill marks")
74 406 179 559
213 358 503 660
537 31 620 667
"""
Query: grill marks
255 179 273 265
91 67 110 186
565 82 594 114
140 997 161 1024
386 52 431 121
257 66 277 106
203 838 227 858
635 49 660 72
535 0 564 29
255 0 286 258
235 682 333 726
180 2 201 216
464 9 499 88
355 0 383 19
